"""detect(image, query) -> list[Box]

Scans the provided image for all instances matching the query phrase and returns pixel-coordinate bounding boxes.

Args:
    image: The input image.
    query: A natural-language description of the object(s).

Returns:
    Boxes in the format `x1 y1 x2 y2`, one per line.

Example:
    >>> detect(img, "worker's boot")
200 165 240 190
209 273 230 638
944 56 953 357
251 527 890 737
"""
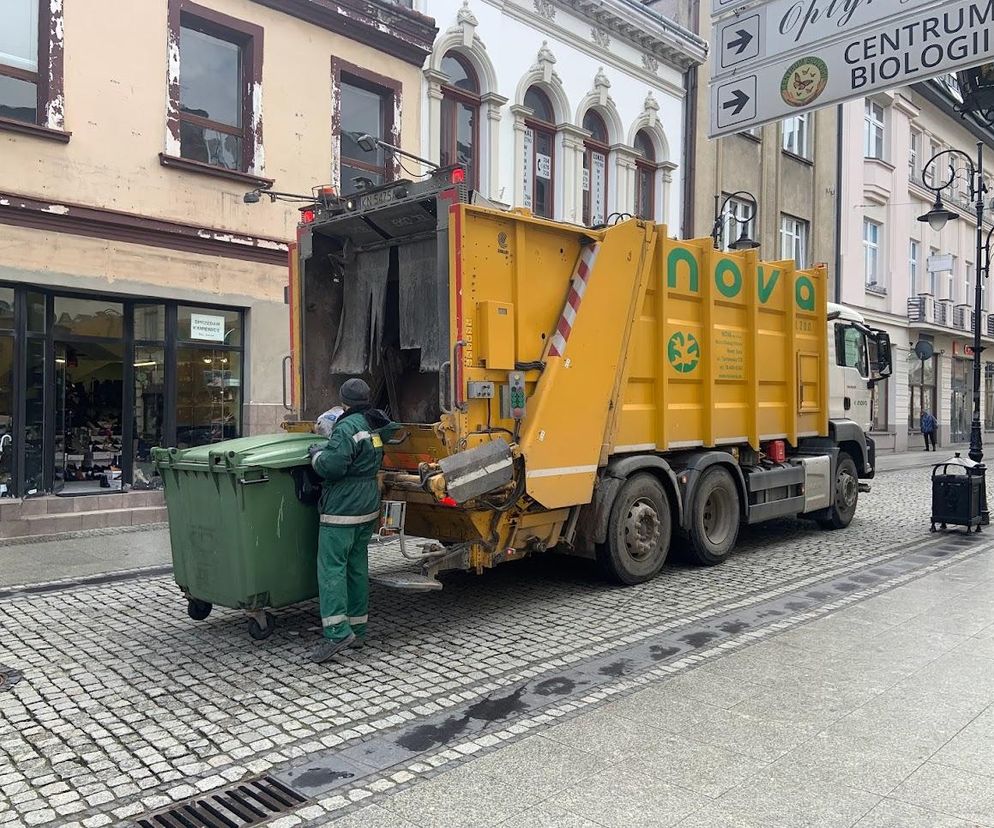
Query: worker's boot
349 636 365 650
310 632 356 663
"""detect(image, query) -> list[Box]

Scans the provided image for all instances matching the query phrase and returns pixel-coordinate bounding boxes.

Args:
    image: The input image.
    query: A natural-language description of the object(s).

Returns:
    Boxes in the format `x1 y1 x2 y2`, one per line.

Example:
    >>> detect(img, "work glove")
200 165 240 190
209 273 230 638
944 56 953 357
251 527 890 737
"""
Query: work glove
307 443 324 459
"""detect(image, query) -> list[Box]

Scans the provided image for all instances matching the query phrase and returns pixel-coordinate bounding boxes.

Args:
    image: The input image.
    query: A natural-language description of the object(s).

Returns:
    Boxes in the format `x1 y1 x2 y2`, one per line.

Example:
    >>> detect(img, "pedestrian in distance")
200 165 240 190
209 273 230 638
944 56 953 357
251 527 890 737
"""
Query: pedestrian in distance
921 409 937 452
307 379 395 663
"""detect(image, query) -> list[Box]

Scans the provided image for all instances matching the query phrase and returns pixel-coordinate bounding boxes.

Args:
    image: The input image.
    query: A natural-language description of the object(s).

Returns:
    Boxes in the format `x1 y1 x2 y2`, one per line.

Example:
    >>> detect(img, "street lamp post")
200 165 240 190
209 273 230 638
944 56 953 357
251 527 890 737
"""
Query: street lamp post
918 141 991 523
711 191 761 251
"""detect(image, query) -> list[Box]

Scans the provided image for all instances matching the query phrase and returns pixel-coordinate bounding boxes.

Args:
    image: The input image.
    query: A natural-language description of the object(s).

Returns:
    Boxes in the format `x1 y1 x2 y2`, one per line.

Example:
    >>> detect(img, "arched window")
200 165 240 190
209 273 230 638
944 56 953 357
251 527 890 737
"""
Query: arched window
524 86 556 218
634 130 656 220
440 52 480 188
582 110 609 226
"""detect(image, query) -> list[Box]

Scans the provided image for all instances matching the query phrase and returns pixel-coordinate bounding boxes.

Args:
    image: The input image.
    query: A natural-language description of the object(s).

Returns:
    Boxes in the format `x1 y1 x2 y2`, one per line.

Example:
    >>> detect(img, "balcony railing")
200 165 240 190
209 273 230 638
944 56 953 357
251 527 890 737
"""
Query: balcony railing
908 292 994 338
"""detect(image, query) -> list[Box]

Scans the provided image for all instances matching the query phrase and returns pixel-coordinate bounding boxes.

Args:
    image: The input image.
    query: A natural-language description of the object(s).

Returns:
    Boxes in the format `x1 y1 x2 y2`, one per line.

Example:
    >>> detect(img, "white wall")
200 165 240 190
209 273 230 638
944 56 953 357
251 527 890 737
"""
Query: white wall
838 83 994 449
418 0 692 230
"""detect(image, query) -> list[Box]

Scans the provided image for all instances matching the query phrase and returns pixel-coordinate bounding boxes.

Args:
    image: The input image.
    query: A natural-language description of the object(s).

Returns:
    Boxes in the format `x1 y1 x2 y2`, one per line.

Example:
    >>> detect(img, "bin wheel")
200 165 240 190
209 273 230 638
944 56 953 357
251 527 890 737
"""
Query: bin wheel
187 599 213 621
248 612 276 640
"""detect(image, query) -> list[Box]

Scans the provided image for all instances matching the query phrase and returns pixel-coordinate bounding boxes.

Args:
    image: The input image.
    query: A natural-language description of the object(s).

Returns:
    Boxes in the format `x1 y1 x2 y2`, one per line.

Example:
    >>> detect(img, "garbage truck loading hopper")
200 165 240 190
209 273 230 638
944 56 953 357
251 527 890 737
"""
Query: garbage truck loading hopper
292 170 471 427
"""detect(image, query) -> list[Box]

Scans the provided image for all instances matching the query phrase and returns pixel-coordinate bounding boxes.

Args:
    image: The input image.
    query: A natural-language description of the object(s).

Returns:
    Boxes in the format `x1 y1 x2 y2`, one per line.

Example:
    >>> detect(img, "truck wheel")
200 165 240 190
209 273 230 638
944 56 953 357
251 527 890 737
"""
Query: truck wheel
818 454 859 530
598 474 672 585
187 599 212 621
687 466 740 566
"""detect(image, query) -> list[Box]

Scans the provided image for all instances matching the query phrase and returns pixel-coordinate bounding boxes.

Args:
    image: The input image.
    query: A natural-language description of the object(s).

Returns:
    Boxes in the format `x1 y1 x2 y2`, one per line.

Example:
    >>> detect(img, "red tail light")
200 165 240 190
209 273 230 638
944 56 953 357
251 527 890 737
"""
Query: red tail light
451 167 465 184
301 209 315 224
765 440 786 463
439 496 458 507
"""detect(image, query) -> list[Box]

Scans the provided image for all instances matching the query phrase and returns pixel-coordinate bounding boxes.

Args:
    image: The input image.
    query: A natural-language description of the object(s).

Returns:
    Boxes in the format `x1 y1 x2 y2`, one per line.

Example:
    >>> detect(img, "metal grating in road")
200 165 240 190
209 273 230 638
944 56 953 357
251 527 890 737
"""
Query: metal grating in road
135 775 308 827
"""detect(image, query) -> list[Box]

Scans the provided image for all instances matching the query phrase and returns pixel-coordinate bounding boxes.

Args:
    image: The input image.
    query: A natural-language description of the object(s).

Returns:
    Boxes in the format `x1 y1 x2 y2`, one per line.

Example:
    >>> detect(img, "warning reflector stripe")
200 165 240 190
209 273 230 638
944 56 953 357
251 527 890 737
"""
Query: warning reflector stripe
548 243 600 358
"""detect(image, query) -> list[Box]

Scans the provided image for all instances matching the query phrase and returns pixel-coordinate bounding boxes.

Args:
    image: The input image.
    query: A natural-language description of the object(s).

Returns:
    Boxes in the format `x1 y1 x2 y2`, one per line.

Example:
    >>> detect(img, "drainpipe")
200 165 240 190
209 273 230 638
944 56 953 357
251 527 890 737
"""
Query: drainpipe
682 65 698 238
834 103 843 304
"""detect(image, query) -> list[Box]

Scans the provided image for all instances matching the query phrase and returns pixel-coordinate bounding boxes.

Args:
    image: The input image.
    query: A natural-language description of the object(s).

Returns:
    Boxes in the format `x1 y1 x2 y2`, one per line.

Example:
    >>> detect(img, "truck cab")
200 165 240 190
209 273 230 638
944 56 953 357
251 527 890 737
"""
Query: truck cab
826 303 892 476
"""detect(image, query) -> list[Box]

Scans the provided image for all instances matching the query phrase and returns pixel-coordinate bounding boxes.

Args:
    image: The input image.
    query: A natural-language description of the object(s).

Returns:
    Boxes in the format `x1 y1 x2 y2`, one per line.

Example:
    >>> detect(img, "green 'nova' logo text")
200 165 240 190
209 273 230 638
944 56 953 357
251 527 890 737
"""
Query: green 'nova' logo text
666 249 815 311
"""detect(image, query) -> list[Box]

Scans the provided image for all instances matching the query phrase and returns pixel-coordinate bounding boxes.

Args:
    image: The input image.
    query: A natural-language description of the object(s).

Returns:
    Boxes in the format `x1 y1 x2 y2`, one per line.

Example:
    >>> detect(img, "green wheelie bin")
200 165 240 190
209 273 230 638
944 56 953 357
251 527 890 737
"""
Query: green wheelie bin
152 433 324 639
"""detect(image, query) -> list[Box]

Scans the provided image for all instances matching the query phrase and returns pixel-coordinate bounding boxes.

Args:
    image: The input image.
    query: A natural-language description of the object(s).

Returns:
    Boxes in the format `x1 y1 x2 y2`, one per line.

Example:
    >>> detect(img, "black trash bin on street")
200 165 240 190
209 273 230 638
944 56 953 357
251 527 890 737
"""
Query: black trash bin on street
931 453 985 534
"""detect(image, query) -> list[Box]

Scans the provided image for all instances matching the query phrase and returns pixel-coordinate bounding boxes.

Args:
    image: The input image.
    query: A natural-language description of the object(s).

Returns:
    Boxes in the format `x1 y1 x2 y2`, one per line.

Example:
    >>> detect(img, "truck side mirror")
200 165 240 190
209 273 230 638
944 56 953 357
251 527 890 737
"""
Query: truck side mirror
870 330 892 380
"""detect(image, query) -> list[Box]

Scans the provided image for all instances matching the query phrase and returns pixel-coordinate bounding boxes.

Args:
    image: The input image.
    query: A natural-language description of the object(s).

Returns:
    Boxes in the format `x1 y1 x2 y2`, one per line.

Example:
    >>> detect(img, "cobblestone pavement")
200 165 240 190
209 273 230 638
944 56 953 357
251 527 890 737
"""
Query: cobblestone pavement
0 466 991 827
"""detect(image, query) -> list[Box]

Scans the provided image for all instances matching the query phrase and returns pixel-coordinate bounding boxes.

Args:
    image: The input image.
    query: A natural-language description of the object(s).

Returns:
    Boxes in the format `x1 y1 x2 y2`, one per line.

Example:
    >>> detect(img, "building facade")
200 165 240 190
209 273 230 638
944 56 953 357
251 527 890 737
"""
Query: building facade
0 0 433 498
687 6 839 275
416 0 706 230
838 77 994 453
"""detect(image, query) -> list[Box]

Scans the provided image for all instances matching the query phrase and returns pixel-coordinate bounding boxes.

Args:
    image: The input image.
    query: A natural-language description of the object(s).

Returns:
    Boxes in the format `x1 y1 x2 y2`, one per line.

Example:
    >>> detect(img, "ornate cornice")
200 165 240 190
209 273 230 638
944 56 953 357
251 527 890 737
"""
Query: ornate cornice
560 0 707 71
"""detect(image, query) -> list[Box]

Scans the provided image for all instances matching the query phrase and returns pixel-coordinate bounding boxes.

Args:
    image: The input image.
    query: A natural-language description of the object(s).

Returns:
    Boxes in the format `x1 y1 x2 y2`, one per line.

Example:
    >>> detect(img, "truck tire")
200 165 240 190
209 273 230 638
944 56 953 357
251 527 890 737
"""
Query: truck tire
817 453 858 530
687 466 740 566
597 474 672 585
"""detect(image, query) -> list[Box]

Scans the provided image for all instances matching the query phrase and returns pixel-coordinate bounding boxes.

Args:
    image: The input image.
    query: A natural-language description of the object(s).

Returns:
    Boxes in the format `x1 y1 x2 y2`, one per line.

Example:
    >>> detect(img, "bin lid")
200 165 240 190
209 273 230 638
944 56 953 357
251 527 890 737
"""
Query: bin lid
932 451 986 476
152 433 323 473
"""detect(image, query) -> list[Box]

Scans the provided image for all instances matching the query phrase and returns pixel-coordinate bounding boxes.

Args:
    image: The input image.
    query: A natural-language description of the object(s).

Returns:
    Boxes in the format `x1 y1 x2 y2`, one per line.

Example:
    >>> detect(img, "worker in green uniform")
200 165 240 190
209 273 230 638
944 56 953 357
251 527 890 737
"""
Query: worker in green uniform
307 378 394 663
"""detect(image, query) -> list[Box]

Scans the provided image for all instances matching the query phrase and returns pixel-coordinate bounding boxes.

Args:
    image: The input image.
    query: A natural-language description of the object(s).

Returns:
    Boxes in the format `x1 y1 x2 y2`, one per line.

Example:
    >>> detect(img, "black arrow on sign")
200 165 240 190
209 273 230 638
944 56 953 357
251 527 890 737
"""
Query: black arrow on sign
722 89 750 116
727 28 754 55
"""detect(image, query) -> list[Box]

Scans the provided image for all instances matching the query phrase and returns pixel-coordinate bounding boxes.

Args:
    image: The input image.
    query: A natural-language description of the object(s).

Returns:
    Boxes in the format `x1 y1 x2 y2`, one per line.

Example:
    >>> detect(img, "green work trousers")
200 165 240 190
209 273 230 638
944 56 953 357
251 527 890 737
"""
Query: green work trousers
317 522 374 641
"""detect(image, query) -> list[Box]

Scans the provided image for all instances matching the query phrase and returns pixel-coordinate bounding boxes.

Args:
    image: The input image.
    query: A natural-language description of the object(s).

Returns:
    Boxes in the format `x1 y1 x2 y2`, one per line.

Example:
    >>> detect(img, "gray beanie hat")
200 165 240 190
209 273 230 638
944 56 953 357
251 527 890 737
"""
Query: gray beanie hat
340 377 371 408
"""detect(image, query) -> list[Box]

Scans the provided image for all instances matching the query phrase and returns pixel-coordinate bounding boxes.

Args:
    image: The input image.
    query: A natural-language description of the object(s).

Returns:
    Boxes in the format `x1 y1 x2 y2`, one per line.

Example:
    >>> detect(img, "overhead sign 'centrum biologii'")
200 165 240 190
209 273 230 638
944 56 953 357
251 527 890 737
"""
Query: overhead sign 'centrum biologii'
709 0 994 137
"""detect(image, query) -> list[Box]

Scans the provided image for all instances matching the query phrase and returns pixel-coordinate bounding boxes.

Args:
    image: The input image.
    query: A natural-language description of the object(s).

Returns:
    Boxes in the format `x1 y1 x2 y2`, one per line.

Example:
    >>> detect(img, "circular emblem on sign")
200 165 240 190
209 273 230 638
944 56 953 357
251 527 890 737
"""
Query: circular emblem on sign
667 331 700 374
780 57 828 107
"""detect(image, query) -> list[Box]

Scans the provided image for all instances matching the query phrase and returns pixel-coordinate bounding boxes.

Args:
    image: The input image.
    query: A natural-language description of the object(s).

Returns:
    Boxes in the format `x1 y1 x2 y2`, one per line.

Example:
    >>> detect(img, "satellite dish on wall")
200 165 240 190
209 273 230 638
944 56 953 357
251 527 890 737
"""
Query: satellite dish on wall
914 340 935 361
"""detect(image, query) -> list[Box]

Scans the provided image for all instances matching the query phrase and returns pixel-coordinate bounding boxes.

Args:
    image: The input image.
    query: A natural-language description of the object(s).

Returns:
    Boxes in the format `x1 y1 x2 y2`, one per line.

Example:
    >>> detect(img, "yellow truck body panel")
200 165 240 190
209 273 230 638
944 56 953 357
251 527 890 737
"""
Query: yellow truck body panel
445 204 828 511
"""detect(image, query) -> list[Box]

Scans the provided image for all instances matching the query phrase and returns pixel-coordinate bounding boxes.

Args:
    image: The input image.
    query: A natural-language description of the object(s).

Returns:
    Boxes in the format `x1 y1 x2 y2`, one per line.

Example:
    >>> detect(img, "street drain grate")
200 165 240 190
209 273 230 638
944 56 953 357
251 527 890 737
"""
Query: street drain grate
0 665 22 692
135 775 308 827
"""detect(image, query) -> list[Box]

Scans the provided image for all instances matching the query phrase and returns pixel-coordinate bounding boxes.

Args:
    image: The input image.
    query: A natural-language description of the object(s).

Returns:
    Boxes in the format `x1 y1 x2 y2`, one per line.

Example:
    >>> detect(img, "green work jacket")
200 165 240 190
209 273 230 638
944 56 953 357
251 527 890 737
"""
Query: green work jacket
311 408 394 524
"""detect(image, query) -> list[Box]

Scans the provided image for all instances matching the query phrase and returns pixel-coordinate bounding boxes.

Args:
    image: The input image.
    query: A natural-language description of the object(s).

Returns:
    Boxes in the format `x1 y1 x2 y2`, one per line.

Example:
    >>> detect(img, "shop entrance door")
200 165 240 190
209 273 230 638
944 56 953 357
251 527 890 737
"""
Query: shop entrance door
0 334 13 497
951 389 970 443
951 358 971 444
54 342 125 495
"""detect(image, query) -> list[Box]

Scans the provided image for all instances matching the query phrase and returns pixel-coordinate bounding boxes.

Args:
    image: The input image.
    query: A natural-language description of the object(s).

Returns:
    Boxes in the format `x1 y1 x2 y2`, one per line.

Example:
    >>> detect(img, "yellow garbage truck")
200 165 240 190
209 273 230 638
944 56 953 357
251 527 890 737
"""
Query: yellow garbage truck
286 169 892 587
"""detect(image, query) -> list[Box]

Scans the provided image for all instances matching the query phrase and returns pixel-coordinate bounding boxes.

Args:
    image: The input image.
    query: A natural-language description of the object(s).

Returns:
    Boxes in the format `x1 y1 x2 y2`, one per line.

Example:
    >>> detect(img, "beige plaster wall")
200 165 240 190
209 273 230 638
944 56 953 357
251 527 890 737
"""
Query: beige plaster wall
2 0 424 244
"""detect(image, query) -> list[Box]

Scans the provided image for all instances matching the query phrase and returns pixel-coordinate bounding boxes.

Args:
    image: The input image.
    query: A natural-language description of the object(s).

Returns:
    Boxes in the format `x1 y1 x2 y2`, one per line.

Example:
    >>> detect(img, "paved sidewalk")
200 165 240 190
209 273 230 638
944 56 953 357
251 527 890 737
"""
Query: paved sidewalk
329 538 994 828
0 524 170 588
1 465 991 828
875 443 971 474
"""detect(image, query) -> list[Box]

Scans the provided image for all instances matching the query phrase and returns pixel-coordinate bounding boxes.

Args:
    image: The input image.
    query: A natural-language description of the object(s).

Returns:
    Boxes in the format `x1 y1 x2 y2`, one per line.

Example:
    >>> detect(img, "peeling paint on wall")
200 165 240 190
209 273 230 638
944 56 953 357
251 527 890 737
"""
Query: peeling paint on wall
165 14 182 156
46 0 65 130
251 81 265 175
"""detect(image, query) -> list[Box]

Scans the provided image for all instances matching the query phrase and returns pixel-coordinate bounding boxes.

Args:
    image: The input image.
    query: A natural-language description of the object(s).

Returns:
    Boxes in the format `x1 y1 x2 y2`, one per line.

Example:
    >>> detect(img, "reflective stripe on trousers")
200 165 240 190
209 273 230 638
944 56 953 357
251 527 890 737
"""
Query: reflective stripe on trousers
320 511 379 526
322 614 347 627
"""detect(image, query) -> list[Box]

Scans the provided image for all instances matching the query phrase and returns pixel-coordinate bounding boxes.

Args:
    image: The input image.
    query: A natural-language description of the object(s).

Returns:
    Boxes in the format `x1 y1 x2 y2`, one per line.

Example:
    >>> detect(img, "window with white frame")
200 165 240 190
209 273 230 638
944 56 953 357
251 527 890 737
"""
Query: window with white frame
967 261 975 307
948 255 957 301
909 129 922 179
909 238 921 295
926 140 941 186
863 219 882 288
929 245 939 295
864 100 885 160
721 195 755 250
779 214 808 267
781 113 810 158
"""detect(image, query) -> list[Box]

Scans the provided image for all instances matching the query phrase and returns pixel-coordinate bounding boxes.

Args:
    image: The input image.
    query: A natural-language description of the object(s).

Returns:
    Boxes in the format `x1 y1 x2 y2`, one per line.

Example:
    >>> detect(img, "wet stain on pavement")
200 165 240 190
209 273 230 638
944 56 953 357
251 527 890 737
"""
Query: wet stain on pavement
467 686 527 723
396 715 470 752
292 768 354 788
681 631 719 648
649 645 680 661
534 677 575 696
599 660 632 678
719 620 750 634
